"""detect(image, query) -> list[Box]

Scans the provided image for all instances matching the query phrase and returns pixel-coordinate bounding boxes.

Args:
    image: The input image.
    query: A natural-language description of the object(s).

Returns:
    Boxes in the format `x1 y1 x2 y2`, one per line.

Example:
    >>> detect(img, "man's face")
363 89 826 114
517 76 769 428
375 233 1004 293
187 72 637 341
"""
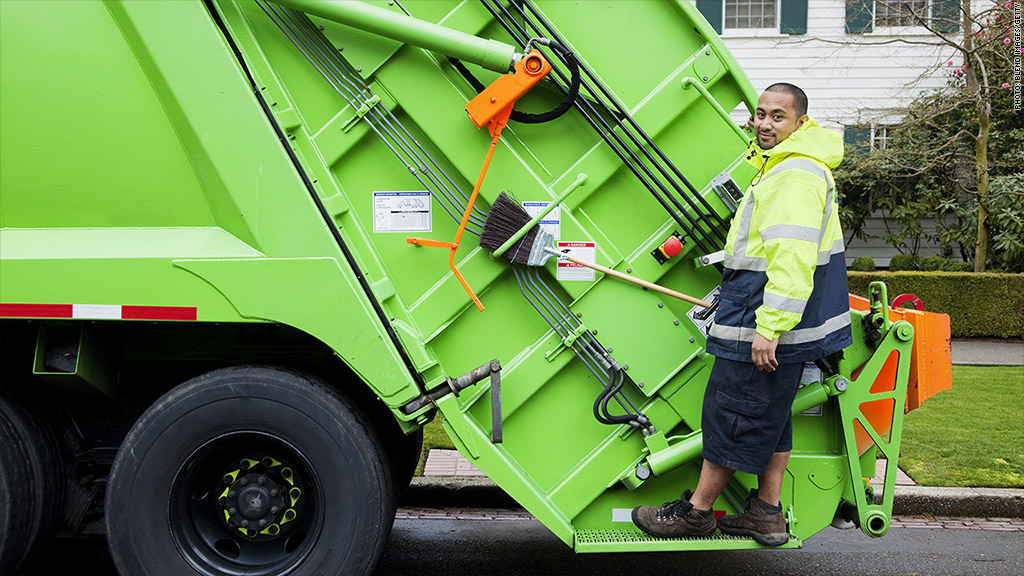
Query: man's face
753 90 807 150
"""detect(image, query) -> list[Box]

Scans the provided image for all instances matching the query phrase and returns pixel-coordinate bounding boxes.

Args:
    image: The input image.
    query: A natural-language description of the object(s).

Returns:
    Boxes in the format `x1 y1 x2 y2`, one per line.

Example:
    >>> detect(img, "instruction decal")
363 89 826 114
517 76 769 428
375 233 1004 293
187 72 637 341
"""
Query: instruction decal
523 201 560 240
555 241 595 281
373 191 431 233
686 286 720 336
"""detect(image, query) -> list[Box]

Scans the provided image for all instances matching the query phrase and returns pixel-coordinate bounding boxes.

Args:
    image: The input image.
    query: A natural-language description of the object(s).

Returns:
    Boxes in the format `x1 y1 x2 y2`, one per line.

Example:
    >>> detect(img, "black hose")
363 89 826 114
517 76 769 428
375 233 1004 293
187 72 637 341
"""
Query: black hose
448 40 580 124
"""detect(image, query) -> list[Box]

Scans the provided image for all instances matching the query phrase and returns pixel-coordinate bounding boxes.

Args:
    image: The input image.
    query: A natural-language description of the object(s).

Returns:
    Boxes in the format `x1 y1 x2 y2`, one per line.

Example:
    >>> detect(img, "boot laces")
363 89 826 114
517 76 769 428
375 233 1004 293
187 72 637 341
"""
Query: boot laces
657 492 694 519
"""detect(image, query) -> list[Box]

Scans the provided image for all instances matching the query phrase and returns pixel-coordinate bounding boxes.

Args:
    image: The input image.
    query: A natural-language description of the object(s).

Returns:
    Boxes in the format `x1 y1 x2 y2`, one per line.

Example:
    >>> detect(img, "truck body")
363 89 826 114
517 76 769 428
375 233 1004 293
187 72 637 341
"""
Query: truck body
0 1 952 575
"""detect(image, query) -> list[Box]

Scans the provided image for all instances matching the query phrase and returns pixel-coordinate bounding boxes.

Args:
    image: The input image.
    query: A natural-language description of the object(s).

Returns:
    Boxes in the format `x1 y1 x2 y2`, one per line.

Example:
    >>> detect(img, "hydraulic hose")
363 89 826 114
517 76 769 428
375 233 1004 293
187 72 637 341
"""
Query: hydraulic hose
449 39 580 124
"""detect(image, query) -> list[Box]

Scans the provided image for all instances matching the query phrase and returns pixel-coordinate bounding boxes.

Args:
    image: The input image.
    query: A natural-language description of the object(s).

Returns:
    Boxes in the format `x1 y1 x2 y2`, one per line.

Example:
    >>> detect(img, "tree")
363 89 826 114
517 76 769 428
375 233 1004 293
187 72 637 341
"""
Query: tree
834 0 1023 272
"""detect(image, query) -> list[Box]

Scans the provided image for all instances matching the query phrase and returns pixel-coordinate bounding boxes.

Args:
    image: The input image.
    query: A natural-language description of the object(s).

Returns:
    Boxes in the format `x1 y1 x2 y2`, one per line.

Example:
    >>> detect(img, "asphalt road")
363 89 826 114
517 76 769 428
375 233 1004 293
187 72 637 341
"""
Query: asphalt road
18 513 1024 576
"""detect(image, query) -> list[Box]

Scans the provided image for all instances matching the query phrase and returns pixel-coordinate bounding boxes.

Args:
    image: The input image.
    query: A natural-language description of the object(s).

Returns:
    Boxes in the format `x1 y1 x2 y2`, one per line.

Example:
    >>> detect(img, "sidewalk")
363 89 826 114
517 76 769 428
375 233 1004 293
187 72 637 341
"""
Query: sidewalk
404 339 1024 518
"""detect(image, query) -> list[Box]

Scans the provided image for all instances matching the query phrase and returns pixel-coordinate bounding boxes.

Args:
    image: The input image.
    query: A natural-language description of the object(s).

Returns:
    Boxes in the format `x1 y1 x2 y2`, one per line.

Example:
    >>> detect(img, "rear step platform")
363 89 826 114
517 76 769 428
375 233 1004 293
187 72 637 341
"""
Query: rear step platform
574 528 802 552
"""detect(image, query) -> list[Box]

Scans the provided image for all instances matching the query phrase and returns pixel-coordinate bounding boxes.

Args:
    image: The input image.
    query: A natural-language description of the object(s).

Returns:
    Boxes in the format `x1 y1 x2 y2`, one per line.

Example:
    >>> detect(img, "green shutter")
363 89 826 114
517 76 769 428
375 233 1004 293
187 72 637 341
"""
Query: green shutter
846 0 874 34
844 126 871 154
780 0 808 34
931 0 961 33
695 0 723 34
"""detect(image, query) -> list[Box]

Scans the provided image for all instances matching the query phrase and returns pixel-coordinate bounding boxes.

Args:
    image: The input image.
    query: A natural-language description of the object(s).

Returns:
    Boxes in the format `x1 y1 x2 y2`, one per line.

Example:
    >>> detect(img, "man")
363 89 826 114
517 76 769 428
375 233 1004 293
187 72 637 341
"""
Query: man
632 83 852 546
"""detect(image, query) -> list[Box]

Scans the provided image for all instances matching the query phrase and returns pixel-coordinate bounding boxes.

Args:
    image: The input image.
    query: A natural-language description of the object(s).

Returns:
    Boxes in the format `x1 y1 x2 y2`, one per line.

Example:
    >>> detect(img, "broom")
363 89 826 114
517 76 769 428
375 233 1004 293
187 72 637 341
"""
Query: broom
480 192 712 307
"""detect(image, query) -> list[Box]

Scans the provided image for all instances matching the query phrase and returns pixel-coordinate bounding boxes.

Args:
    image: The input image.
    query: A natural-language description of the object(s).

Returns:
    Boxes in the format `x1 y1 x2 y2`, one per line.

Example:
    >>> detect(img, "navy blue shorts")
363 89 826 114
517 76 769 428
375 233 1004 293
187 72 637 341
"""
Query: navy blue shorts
701 357 803 475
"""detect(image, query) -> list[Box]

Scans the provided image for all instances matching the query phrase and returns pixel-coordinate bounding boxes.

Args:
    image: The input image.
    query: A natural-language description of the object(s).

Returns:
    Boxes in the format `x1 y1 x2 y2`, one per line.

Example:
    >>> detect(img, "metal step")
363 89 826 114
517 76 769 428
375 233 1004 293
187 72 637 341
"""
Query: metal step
574 527 801 553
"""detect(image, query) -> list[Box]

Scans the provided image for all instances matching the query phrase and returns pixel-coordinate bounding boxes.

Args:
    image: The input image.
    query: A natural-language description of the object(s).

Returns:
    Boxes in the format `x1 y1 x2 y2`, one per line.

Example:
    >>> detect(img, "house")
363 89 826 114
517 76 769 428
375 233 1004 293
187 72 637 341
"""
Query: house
693 0 964 266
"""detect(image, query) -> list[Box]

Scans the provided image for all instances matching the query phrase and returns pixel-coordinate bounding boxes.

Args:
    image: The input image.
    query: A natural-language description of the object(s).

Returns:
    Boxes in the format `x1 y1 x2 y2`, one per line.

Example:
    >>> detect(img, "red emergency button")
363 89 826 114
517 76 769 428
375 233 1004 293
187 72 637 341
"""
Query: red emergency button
658 236 683 259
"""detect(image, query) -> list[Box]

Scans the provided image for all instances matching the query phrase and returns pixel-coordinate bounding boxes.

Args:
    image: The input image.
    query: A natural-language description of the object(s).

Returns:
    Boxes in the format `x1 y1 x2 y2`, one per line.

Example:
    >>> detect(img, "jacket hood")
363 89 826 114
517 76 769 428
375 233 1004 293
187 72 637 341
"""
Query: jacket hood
746 117 844 170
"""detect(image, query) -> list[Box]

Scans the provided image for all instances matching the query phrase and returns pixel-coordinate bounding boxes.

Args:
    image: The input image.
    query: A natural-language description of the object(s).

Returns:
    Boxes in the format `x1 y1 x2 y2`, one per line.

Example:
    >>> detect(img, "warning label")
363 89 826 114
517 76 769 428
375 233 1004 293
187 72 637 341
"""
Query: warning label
523 201 560 241
373 191 431 233
686 286 720 337
555 241 596 282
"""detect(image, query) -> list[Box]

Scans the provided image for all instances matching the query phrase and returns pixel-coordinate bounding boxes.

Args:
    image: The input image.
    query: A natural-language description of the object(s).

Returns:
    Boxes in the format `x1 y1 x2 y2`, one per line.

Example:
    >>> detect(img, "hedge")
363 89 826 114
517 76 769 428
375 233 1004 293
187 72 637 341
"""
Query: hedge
848 272 1024 339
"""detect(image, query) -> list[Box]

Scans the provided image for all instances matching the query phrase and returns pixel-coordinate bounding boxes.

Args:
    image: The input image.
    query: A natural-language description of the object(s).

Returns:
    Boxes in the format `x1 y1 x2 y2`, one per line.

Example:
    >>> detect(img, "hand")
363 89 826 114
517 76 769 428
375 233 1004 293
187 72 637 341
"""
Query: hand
742 116 754 131
751 333 779 372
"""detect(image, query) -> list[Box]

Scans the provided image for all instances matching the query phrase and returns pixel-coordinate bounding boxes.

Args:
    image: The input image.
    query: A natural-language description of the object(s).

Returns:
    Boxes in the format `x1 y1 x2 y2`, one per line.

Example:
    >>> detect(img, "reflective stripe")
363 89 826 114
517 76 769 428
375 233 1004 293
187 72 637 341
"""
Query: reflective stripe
757 158 828 186
709 311 852 345
817 238 846 265
763 292 808 314
727 238 844 271
761 224 821 243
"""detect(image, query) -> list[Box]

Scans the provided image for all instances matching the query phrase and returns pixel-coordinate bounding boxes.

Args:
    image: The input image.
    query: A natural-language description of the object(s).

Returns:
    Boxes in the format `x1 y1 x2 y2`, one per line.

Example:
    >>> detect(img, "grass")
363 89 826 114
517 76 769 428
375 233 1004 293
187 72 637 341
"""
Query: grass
414 417 455 476
415 366 1024 488
900 366 1024 488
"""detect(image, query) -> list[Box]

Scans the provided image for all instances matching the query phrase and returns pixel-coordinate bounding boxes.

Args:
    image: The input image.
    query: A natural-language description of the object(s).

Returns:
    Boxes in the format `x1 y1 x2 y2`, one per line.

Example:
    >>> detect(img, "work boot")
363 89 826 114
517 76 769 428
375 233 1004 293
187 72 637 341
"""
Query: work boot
631 490 717 538
718 489 789 546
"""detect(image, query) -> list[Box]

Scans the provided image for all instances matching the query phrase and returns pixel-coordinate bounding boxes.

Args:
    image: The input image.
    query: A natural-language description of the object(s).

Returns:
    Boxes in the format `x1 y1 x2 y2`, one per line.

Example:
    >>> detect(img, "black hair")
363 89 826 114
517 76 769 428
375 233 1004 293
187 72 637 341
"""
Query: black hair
764 83 808 117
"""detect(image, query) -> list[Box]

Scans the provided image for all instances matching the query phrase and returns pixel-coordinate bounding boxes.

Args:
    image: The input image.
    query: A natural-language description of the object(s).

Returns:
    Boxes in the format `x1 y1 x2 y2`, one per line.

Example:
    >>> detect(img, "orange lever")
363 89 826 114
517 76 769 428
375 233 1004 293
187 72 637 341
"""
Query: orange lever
408 51 551 311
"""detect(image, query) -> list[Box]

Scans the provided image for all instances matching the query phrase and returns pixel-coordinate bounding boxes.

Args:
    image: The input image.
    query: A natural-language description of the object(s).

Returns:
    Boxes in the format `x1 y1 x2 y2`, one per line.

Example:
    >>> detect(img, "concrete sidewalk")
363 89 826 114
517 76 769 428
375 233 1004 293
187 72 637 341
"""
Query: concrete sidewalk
404 339 1024 518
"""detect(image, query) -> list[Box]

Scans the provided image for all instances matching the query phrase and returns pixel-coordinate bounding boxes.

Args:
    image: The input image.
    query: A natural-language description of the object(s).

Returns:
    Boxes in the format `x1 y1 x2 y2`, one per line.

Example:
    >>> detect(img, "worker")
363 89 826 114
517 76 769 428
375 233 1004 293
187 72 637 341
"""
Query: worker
632 83 852 546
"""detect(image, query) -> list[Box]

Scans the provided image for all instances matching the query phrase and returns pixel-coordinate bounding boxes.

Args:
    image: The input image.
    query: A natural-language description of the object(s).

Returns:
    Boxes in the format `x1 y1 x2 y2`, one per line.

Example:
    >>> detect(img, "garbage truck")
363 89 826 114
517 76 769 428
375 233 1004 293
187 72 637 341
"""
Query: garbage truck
0 1 952 574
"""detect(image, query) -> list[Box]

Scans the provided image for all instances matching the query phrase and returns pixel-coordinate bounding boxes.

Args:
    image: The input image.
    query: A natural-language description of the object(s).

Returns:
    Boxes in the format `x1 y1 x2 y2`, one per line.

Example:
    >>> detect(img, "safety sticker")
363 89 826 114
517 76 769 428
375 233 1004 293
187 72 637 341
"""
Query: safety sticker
523 201 560 240
555 241 595 282
798 363 824 416
686 286 720 336
373 191 431 233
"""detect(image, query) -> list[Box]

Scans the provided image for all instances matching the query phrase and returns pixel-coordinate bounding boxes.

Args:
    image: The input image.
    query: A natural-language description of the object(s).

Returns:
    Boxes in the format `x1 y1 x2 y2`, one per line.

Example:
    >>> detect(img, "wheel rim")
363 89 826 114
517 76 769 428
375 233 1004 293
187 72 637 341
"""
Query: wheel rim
169 431 322 576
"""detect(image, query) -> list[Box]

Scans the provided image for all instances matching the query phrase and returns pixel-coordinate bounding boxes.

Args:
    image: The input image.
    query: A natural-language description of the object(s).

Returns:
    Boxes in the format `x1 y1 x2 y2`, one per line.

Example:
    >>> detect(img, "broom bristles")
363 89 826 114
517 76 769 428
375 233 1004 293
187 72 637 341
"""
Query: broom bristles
480 192 540 265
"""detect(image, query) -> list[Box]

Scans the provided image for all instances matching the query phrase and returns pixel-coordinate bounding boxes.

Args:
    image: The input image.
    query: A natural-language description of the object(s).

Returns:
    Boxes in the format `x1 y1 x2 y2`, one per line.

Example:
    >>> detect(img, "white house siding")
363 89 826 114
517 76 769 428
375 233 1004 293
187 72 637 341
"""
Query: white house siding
717 1 959 129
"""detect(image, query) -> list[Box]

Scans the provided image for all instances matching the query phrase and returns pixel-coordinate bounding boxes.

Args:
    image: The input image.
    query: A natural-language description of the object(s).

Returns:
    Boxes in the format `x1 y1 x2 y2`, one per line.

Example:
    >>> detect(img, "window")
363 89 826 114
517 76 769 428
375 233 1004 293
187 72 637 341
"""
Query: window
874 0 927 28
871 125 892 150
847 0 959 34
695 0 807 35
724 0 777 30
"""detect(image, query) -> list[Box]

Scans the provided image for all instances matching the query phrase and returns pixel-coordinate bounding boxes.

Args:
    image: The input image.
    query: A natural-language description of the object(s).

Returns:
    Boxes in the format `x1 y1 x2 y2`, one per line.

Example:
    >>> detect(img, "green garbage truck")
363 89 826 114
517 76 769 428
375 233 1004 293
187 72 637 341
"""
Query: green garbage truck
0 1 952 574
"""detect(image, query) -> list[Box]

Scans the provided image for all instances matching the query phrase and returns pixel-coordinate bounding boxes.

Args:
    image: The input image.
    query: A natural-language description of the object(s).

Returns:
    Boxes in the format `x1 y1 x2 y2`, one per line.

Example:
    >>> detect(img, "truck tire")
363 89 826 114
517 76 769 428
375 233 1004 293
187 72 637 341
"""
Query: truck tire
0 391 64 575
105 366 395 576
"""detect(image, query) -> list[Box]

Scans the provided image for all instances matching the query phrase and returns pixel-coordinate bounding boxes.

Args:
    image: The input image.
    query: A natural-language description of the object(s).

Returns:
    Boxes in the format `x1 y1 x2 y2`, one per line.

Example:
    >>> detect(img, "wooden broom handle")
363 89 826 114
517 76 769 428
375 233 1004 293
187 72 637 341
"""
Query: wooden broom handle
561 255 713 308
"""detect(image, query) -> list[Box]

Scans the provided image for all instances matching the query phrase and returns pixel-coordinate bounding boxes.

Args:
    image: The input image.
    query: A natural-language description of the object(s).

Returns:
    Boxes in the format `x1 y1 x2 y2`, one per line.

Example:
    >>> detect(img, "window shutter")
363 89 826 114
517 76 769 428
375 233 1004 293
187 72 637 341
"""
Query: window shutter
931 0 961 33
780 0 808 34
845 0 874 34
695 0 723 34
844 126 871 154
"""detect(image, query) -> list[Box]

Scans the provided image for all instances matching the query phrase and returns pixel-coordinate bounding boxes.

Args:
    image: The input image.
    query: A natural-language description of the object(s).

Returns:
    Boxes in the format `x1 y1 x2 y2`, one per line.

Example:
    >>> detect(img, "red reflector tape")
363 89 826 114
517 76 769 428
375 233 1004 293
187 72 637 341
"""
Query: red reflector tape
0 303 196 321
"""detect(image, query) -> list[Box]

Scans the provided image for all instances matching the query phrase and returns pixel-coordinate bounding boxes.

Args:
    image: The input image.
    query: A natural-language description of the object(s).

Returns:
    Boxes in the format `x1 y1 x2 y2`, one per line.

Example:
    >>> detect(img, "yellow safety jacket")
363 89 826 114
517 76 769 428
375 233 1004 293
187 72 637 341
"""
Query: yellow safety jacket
707 118 853 363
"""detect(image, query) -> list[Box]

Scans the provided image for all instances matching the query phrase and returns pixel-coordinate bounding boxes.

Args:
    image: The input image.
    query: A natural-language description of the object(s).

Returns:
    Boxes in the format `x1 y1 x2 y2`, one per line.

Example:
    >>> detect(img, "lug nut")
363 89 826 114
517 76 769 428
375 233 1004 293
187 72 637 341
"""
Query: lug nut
258 476 266 486
259 519 267 528
271 506 280 515
239 478 248 486
241 520 249 528
228 507 237 515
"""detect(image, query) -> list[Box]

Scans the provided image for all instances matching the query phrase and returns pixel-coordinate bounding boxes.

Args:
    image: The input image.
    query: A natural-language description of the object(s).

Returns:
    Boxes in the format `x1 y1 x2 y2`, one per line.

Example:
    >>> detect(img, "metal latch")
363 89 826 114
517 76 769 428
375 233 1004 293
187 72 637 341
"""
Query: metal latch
340 93 382 133
709 172 744 212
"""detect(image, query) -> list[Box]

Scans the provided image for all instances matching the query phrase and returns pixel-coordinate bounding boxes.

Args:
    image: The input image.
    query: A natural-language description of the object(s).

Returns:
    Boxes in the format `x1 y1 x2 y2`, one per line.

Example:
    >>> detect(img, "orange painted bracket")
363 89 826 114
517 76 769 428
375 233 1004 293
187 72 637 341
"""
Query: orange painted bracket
406 237 455 249
466 50 552 128
849 293 952 412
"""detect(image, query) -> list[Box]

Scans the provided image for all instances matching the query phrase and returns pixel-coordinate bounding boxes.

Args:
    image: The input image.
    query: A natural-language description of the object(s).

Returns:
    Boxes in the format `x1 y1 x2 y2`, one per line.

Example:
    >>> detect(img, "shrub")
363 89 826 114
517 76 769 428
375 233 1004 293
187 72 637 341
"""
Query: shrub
888 254 917 271
850 256 876 272
848 272 1024 338
916 256 972 272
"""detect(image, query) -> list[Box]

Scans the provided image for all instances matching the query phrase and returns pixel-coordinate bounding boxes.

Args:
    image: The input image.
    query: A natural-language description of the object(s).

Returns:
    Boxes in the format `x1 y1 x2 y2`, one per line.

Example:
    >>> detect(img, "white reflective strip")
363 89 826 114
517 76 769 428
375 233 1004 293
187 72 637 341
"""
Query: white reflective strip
72 304 122 319
817 239 846 265
724 253 768 271
710 311 851 345
612 509 634 523
758 158 828 185
763 293 808 314
761 224 821 242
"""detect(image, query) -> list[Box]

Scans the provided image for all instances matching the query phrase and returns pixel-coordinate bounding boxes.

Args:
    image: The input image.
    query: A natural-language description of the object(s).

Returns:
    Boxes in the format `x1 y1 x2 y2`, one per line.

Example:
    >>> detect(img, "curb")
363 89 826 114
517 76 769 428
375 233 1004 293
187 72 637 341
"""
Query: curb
403 477 1024 519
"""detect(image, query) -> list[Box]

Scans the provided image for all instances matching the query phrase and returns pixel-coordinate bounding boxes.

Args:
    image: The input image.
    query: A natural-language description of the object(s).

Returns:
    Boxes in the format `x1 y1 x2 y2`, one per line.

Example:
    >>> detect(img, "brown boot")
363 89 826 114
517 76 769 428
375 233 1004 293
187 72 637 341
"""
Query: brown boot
718 489 789 546
631 490 717 538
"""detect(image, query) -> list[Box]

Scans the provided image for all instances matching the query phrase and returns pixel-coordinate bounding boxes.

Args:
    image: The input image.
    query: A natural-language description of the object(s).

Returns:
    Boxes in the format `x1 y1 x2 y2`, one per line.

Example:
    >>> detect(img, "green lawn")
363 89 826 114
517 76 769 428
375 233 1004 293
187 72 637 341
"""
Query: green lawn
416 366 1024 487
900 365 1024 488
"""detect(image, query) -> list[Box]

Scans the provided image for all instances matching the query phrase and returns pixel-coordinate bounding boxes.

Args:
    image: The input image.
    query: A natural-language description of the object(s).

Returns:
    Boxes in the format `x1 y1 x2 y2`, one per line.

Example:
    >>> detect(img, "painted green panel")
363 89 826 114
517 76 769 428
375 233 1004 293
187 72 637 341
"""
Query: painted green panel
0 0 212 229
